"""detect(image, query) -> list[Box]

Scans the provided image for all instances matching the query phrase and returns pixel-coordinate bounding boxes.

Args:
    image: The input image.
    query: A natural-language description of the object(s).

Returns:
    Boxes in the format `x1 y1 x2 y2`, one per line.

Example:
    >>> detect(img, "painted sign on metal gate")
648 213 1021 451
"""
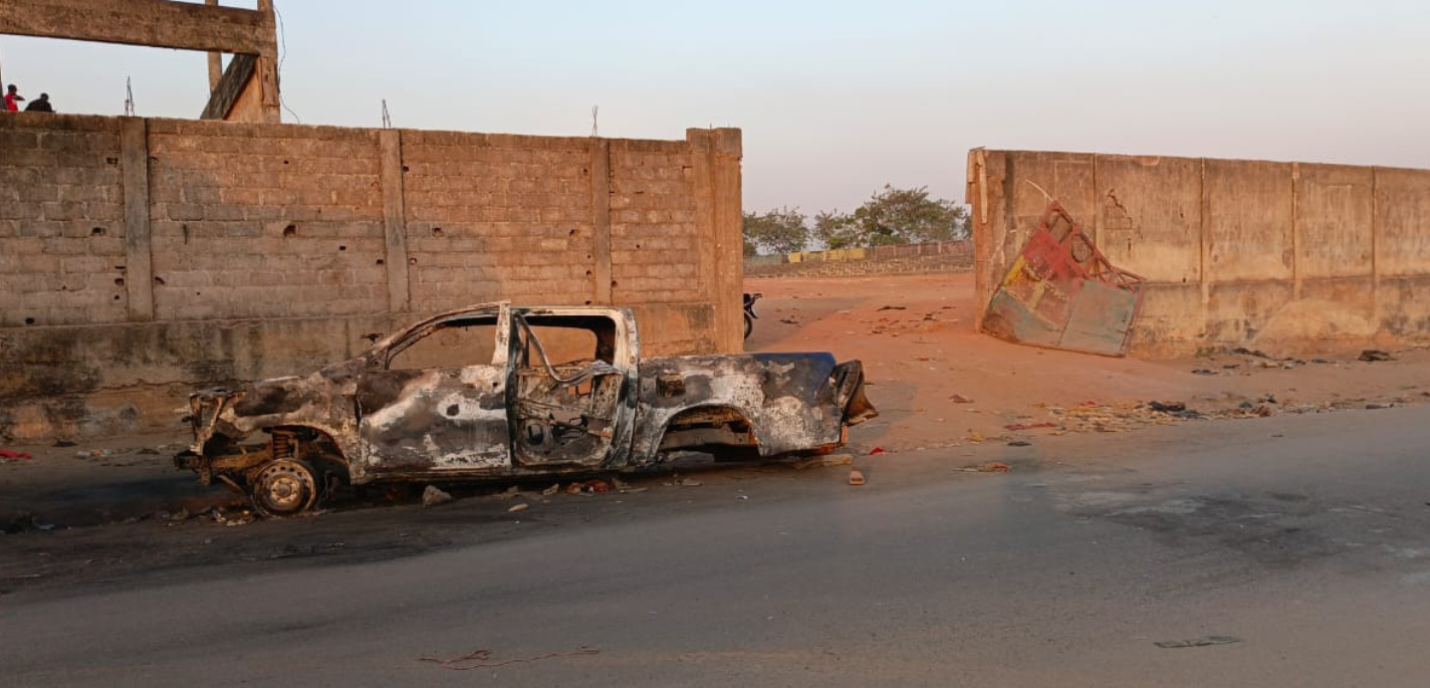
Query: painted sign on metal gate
981 201 1145 356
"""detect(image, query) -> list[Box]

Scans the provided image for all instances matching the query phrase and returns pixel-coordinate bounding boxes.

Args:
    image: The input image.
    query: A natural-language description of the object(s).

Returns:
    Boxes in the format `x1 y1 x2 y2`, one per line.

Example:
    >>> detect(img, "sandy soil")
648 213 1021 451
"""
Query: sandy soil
745 272 1430 453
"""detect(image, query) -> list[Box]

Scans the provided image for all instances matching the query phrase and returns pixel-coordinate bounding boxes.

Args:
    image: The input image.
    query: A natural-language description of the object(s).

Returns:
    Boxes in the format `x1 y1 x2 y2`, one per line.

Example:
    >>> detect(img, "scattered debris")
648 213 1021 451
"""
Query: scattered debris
792 454 854 470
848 469 866 486
52 440 77 448
136 448 161 455
1007 441 1032 447
422 485 454 507
678 478 703 488
563 480 611 495
1146 401 1202 419
1005 422 1056 431
1229 347 1272 358
950 394 975 404
5 514 56 534
869 447 887 455
1191 369 1218 376
0 450 33 460
507 503 529 513
1366 402 1394 410
1154 636 1242 649
420 645 600 671
1360 349 1394 362
494 486 521 500
541 483 560 497
959 462 1011 473
877 305 907 311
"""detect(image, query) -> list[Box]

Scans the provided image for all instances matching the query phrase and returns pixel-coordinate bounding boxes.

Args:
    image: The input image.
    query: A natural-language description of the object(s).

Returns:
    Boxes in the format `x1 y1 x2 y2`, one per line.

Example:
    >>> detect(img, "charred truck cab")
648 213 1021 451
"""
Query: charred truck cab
176 303 876 516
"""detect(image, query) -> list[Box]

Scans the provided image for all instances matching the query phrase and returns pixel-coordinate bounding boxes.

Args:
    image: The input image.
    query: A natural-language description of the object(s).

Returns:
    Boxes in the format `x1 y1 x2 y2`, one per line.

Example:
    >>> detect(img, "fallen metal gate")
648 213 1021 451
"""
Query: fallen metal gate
981 201 1145 356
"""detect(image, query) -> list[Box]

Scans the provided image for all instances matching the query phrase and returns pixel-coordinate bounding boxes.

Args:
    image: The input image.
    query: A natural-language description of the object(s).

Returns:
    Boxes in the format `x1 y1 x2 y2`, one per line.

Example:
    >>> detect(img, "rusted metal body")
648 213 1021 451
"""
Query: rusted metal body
981 202 1146 356
176 303 876 515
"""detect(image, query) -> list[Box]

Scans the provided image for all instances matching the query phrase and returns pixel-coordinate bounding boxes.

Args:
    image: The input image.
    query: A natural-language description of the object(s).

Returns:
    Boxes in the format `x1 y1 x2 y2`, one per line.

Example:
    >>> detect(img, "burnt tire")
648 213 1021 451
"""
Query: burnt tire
744 313 754 340
250 458 319 518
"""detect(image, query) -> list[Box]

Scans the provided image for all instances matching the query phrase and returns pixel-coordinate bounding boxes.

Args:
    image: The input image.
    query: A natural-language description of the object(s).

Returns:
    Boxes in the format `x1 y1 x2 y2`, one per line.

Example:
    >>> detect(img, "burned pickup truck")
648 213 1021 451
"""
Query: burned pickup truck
177 303 877 516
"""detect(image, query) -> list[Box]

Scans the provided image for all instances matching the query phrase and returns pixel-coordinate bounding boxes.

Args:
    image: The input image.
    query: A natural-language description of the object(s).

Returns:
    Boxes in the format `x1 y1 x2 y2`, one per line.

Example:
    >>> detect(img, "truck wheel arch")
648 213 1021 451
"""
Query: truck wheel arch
656 404 764 454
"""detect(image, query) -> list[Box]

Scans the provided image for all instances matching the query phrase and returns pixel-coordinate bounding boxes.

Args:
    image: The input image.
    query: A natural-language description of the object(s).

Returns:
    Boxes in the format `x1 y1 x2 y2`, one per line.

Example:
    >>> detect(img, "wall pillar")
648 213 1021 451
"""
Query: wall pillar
119 117 153 322
710 128 744 353
379 129 410 312
205 0 222 89
686 127 744 353
589 138 612 304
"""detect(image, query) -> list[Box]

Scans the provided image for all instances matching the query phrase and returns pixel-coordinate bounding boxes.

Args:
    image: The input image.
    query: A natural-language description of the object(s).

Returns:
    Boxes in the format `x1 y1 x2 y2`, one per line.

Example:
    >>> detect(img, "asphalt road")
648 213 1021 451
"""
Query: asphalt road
4 407 1430 687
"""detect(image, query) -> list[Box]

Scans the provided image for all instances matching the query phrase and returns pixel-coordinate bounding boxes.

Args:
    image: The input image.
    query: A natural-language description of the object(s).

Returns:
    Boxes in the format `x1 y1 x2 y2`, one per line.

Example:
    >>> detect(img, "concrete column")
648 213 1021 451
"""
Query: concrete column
257 0 281 123
1371 167 1382 336
119 117 154 322
686 128 744 353
589 138 612 304
1197 158 1211 339
710 128 744 354
1291 163 1302 300
205 0 222 90
379 129 410 313
688 130 718 349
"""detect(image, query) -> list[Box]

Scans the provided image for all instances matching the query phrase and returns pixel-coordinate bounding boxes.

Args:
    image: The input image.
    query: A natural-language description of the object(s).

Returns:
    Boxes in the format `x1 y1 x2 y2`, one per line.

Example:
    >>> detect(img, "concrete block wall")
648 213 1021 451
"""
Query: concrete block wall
146 119 389 321
0 113 743 440
0 117 128 327
402 130 596 310
967 149 1430 357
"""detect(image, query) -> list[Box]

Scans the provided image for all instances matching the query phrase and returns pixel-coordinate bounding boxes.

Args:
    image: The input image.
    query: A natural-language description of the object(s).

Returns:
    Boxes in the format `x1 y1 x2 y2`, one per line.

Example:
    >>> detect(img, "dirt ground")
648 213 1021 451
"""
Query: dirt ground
3 271 1428 551
745 272 1430 452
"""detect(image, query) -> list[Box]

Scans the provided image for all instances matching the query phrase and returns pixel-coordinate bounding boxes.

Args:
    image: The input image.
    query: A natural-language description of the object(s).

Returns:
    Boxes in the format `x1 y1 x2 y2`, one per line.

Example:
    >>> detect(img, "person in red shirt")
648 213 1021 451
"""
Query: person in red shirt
4 84 24 111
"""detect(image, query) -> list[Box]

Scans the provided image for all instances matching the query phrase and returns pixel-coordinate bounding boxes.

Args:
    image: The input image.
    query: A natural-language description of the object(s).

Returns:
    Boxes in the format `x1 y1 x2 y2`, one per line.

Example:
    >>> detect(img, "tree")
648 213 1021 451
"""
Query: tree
813 210 862 250
743 206 809 255
813 185 969 249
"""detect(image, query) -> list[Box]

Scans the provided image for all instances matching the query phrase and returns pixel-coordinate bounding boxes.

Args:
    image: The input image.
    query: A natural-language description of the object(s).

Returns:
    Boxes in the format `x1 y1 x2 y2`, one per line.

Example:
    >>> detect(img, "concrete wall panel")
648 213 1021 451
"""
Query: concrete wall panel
1094 155 1202 284
1375 167 1430 277
1295 164 1374 280
1205 159 1294 283
970 148 1430 357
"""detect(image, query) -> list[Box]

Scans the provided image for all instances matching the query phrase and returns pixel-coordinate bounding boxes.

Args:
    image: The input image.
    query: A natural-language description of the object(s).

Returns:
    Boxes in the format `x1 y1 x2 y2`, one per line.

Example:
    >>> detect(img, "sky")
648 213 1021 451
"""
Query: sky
2 0 1428 215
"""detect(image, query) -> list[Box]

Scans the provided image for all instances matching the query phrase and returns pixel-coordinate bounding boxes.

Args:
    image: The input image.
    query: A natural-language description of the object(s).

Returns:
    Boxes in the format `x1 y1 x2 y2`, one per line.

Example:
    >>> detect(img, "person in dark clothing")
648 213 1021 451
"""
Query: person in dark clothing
24 93 54 113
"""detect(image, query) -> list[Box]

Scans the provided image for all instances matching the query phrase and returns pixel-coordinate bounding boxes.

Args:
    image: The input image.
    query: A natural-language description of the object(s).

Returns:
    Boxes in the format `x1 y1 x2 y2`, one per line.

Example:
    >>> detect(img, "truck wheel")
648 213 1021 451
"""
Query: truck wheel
250 458 319 517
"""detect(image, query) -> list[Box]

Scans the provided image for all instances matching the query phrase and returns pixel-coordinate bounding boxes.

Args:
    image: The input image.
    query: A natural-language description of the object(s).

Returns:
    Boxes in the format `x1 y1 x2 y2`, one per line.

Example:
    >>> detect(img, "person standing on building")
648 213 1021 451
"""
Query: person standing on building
3 84 24 111
24 93 54 113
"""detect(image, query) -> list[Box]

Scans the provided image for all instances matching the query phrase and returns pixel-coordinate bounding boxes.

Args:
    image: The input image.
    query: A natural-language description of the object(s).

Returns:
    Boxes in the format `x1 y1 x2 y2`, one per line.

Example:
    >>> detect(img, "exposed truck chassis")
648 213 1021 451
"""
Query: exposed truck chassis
175 303 877 517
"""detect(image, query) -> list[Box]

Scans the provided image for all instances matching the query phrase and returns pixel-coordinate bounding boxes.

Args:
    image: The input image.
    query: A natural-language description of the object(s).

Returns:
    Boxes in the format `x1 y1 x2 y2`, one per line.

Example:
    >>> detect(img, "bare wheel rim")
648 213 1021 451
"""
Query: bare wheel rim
252 459 317 517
